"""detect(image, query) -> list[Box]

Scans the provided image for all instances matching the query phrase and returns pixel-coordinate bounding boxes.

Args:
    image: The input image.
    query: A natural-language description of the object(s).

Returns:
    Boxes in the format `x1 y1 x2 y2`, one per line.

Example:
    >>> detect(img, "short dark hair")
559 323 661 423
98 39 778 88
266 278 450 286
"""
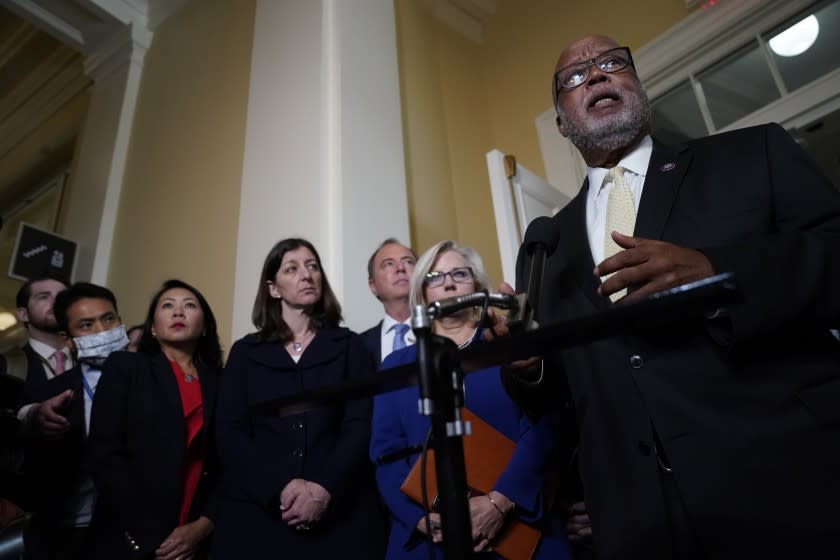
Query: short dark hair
138 279 223 370
53 282 119 333
15 272 70 309
252 238 342 342
367 238 416 280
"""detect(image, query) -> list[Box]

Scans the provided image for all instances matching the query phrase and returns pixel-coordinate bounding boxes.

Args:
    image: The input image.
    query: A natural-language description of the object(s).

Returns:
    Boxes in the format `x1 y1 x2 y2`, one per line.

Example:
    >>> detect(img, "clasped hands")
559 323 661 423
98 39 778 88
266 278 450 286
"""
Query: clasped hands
279 479 331 531
416 491 513 553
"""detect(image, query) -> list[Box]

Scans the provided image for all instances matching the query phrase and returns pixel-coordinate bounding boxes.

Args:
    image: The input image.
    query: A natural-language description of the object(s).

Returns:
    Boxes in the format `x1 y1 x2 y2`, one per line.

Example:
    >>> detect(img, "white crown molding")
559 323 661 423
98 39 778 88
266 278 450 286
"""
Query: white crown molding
83 25 145 82
635 0 817 98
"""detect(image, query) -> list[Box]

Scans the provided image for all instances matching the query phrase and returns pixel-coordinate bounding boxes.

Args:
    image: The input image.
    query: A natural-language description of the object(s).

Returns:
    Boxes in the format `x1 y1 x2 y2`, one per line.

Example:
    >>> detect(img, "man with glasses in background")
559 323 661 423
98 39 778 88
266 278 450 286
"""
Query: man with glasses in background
503 34 840 559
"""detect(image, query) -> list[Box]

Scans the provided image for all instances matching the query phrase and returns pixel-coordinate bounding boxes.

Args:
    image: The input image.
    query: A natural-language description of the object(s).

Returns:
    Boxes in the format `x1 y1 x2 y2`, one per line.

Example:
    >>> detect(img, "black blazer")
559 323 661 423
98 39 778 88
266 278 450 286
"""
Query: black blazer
213 327 386 559
511 124 840 559
359 320 383 364
21 364 86 527
16 344 52 402
88 351 220 559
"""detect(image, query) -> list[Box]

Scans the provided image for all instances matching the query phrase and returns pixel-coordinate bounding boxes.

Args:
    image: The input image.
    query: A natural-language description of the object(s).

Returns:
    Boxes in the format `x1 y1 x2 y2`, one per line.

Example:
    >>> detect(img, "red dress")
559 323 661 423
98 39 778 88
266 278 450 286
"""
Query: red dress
170 361 204 525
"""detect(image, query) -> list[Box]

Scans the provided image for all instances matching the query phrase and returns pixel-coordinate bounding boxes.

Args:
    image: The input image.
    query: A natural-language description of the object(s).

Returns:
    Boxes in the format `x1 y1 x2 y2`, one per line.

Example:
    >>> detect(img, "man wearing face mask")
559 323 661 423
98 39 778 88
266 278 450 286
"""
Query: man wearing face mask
21 282 128 560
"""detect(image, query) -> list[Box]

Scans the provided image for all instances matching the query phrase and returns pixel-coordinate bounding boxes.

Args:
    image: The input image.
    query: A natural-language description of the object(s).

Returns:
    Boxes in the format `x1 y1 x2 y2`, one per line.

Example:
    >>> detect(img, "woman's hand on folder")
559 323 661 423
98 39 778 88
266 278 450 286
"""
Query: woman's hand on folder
469 492 513 552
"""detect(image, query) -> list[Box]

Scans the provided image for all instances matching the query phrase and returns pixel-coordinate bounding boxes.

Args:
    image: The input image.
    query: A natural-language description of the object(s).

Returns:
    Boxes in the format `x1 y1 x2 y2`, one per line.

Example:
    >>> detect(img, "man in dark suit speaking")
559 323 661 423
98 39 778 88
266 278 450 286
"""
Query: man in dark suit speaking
506 34 840 560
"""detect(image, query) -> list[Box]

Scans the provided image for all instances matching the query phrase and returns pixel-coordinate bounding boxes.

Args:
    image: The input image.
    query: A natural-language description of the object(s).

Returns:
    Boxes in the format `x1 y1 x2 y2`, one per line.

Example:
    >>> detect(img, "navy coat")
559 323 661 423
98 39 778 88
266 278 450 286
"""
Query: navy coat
213 327 386 559
360 321 383 364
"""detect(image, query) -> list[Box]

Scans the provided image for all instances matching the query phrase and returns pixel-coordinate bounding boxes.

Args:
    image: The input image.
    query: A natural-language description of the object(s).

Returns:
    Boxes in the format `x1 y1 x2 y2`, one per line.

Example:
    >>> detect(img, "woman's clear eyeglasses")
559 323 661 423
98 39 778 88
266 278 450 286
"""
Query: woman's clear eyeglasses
552 46 634 110
424 267 474 287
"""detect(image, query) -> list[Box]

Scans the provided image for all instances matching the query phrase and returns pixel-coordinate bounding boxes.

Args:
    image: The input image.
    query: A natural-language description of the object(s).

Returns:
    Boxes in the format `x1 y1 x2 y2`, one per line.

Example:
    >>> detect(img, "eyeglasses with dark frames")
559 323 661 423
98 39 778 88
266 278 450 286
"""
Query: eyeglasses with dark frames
423 267 474 287
552 46 634 111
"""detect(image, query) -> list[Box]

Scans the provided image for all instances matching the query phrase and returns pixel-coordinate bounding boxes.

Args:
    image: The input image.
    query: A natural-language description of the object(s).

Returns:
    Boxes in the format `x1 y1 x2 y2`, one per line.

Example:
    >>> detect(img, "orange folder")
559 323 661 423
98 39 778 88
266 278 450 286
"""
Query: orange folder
400 408 542 560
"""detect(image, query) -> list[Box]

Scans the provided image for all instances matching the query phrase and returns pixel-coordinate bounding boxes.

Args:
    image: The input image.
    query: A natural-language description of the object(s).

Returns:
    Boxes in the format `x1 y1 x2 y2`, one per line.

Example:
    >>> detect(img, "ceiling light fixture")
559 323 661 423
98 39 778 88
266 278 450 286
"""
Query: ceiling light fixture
769 15 820 57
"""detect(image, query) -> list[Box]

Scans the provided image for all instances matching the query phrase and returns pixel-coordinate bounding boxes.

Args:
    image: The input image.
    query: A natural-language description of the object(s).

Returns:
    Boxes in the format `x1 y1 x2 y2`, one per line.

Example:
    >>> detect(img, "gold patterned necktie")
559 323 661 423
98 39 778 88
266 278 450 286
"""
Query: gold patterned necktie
603 165 636 301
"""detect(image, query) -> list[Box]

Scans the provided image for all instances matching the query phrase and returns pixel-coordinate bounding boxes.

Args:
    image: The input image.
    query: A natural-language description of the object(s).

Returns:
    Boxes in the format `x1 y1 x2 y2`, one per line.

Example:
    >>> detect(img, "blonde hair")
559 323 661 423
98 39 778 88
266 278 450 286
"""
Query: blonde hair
409 240 491 310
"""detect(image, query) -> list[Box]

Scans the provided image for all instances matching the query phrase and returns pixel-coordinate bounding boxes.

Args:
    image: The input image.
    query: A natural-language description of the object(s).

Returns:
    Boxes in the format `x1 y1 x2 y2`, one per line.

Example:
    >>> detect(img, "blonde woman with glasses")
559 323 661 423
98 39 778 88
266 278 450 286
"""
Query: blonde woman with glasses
370 240 573 560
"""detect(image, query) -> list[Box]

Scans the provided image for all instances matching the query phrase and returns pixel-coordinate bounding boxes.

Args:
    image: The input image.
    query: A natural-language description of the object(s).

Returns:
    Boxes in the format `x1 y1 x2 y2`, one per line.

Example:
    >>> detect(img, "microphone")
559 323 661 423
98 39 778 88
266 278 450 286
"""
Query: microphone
426 292 519 319
516 216 560 330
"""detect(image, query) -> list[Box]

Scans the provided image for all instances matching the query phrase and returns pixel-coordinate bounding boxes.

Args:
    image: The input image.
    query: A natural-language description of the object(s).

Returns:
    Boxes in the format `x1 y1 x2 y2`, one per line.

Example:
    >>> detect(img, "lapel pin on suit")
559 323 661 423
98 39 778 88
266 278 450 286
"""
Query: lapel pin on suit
660 162 676 172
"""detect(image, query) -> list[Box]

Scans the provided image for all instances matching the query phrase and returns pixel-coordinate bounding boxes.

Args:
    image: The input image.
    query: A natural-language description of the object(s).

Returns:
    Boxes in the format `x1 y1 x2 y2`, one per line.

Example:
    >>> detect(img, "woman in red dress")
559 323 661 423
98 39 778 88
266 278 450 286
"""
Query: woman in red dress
89 279 223 559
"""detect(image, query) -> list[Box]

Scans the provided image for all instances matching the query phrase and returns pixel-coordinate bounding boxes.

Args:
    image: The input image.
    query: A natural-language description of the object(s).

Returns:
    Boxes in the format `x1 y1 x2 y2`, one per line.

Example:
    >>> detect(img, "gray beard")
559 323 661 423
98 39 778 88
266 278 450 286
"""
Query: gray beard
562 90 652 155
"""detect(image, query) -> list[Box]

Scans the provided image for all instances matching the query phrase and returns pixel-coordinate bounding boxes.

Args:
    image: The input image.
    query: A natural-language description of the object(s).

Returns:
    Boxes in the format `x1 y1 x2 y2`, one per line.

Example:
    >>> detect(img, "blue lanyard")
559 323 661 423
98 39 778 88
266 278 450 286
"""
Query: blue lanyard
81 374 96 401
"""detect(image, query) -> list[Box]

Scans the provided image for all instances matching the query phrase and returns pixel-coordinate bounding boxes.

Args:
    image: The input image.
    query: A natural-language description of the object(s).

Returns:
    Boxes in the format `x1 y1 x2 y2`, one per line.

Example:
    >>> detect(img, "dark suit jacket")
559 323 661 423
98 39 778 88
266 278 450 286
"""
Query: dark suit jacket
360 320 383 364
512 123 840 559
21 364 86 528
5 344 52 407
213 327 386 559
87 351 220 559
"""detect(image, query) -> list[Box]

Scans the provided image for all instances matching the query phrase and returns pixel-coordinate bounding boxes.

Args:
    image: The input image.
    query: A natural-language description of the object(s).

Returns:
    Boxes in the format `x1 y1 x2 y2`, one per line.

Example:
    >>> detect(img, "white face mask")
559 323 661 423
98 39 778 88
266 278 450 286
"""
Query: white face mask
74 325 129 368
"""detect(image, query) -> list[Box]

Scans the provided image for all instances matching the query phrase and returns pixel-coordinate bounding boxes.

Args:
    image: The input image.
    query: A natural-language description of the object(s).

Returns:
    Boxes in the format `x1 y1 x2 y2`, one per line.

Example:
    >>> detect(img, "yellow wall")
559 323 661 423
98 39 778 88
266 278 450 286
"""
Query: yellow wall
107 0 254 348
395 0 689 285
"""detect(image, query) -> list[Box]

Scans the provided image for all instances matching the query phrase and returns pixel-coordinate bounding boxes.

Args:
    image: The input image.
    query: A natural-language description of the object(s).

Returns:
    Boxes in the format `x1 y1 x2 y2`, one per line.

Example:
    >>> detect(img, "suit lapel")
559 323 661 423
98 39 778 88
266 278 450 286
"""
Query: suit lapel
152 353 184 423
198 366 217 432
565 180 609 310
634 141 692 240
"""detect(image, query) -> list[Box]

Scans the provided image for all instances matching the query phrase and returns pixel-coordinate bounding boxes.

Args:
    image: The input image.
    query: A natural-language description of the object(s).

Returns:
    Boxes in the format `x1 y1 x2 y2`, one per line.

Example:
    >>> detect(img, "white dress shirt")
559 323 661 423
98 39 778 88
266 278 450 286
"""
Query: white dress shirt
379 314 415 363
65 362 102 527
585 135 653 270
27 338 74 380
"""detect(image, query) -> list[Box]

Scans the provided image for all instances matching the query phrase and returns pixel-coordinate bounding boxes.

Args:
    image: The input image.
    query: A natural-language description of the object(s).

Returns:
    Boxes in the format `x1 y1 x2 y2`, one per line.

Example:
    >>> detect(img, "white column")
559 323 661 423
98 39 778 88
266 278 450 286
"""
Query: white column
232 0 410 339
61 27 148 283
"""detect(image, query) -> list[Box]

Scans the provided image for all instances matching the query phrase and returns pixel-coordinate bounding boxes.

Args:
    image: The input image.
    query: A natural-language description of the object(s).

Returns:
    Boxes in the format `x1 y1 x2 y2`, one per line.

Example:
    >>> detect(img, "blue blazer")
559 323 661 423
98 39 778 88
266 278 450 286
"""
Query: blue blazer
213 327 386 559
370 345 571 560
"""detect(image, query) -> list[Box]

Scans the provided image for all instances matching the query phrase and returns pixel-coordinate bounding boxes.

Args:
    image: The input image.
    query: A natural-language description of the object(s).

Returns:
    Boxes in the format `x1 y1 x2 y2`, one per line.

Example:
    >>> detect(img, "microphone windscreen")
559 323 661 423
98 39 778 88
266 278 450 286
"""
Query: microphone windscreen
524 216 559 256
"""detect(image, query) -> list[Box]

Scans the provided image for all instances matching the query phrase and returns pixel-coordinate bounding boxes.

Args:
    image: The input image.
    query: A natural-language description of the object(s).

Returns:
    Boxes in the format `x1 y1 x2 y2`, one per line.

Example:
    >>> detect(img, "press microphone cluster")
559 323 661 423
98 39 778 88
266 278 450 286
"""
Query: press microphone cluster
518 216 561 330
426 292 519 320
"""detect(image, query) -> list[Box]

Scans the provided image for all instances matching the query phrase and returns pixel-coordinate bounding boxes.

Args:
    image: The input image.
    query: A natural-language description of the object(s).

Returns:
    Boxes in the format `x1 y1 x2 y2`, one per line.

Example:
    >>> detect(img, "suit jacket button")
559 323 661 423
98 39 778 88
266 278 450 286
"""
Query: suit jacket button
638 441 652 456
629 354 644 369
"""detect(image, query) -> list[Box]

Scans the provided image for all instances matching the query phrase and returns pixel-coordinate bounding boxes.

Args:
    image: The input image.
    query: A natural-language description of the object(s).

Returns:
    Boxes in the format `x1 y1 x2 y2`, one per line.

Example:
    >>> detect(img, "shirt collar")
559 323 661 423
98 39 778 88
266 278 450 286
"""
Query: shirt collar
587 135 653 197
382 313 410 333
381 313 415 344
28 337 70 361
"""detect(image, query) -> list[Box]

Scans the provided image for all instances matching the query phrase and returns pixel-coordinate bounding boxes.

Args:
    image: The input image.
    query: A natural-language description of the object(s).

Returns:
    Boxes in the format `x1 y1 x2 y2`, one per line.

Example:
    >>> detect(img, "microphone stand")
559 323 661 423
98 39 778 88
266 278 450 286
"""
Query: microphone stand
412 304 474 560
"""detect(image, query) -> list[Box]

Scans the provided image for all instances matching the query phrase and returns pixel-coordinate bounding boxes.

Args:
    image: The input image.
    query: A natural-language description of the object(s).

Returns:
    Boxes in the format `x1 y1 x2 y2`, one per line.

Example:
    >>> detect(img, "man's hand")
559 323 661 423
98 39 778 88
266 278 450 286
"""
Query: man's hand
154 516 213 560
594 232 714 303
566 501 592 543
28 389 73 437
483 282 516 340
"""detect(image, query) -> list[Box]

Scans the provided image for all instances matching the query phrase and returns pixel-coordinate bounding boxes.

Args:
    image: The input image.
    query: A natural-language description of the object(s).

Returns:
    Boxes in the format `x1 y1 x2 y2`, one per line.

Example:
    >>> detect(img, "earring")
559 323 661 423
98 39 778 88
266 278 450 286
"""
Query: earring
151 329 157 338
